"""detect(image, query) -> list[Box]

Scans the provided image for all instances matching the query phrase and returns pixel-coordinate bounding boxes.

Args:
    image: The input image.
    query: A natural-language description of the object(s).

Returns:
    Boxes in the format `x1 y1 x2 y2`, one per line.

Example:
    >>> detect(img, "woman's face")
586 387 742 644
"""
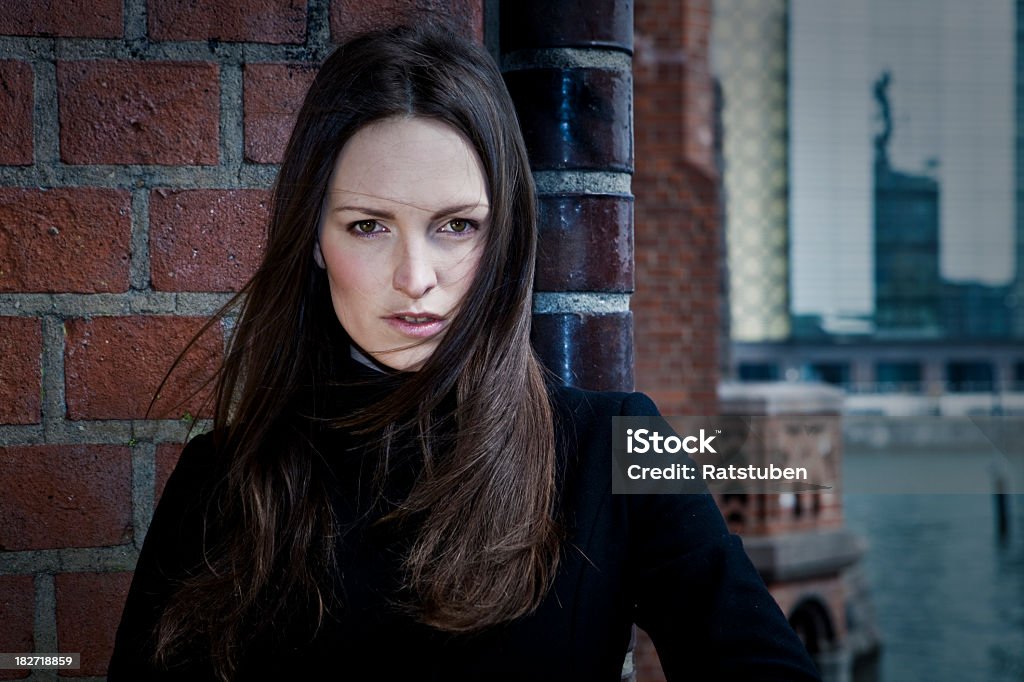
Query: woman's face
316 116 489 371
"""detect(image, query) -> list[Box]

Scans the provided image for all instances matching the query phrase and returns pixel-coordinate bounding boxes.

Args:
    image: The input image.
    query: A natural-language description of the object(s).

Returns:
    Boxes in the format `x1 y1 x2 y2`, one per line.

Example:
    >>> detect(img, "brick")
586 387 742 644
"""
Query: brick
0 0 121 38
635 0 682 50
64 316 223 420
0 576 34 681
531 312 633 392
243 63 317 164
0 61 33 165
0 445 132 551
633 0 719 419
0 188 131 293
150 189 269 292
55 572 132 677
0 317 41 424
504 68 633 172
154 441 185 502
57 61 219 166
149 0 307 43
500 0 632 53
536 194 634 292
330 0 483 44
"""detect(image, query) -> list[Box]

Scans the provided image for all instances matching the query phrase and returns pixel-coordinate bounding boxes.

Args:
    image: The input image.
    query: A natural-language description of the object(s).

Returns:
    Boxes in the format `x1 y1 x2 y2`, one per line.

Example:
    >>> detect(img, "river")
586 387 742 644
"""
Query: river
843 483 1024 681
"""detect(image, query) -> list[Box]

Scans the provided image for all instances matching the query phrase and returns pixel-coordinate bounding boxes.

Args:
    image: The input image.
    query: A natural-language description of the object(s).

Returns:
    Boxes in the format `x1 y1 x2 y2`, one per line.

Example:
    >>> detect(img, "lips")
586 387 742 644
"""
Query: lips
385 311 446 338
393 313 442 323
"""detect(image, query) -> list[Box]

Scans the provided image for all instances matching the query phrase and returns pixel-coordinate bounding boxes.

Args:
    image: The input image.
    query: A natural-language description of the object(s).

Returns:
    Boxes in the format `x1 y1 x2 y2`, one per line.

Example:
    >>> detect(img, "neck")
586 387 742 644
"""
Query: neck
350 345 386 373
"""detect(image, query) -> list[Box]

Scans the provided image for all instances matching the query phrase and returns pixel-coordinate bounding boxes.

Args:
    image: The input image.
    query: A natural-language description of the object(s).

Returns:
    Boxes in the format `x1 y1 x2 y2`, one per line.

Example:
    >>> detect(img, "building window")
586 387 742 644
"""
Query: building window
876 361 922 393
738 362 780 381
808 363 850 387
946 361 994 393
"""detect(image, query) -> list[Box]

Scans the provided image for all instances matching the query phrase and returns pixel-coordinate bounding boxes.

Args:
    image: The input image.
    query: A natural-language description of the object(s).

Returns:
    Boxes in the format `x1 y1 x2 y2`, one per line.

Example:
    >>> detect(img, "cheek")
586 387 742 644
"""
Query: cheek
444 244 485 296
323 247 382 310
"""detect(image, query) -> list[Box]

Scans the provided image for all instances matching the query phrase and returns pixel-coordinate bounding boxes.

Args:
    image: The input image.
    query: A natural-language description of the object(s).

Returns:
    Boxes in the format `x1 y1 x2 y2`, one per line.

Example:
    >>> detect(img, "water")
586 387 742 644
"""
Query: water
844 465 1024 681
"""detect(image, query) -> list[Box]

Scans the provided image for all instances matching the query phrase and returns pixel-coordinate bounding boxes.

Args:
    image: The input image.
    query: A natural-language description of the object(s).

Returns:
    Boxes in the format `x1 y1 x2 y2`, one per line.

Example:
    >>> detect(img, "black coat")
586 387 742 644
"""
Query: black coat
109 374 821 681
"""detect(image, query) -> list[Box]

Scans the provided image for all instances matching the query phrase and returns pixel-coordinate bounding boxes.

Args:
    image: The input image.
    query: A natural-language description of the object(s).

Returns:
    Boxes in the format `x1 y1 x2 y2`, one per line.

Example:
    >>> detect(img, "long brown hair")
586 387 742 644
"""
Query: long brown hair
149 23 559 680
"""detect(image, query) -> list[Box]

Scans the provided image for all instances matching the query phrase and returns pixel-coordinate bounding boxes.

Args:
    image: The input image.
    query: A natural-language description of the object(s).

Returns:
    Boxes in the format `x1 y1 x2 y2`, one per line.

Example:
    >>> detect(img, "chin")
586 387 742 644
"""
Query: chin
374 348 434 372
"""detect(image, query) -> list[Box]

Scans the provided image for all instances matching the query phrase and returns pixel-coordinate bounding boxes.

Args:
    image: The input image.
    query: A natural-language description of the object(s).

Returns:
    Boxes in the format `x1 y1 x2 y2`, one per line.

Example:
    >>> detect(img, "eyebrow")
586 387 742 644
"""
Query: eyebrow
331 203 490 221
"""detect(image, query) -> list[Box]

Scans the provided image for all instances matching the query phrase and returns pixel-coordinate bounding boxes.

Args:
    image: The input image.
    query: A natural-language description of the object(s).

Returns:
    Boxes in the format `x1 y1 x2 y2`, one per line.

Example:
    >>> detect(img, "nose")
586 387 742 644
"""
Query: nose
391 235 437 299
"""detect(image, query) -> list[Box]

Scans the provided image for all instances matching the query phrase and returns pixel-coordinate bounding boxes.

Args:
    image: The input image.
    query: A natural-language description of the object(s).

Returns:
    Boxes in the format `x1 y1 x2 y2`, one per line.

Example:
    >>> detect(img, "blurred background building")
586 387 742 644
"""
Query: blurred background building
718 0 1024 419
713 1 1024 680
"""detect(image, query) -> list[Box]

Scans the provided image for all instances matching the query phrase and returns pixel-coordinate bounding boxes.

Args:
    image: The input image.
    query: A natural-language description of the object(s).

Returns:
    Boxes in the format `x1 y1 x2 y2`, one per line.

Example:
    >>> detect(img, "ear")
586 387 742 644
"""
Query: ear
313 240 326 269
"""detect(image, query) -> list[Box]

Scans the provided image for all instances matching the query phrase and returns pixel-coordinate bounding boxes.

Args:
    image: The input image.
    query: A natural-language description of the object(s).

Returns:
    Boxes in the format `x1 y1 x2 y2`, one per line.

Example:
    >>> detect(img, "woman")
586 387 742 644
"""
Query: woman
109 23 821 681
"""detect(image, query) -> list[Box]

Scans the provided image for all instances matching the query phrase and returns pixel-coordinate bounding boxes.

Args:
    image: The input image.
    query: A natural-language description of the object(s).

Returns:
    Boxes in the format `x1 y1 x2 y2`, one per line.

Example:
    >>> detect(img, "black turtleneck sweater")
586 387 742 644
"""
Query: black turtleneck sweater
108 355 821 681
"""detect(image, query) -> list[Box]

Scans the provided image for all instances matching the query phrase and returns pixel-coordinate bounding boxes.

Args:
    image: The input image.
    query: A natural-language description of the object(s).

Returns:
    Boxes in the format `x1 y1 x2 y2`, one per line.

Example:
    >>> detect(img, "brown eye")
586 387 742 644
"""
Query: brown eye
351 220 379 234
445 219 473 233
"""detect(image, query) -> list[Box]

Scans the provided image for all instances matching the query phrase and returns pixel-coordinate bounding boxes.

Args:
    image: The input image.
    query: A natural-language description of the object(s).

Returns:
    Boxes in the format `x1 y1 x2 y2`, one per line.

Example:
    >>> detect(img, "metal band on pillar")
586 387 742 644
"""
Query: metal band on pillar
501 0 635 392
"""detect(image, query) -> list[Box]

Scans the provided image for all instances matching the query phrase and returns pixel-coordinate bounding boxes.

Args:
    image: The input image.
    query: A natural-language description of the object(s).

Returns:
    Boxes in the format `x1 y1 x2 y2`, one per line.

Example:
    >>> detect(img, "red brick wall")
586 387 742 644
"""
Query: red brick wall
633 0 719 418
0 1 482 677
633 1 720 679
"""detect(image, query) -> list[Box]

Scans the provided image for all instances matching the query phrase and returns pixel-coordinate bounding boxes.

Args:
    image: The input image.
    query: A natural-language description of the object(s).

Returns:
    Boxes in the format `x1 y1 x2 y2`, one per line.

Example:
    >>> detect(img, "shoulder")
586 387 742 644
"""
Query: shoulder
544 382 663 496
547 382 661 425
109 430 228 680
170 429 222 473
146 429 236 547
160 430 227 499
126 430 231 603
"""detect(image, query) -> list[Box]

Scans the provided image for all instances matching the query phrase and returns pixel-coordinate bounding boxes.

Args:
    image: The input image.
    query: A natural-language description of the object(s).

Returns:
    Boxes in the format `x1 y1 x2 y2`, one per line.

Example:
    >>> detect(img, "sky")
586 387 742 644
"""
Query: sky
789 0 1016 319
